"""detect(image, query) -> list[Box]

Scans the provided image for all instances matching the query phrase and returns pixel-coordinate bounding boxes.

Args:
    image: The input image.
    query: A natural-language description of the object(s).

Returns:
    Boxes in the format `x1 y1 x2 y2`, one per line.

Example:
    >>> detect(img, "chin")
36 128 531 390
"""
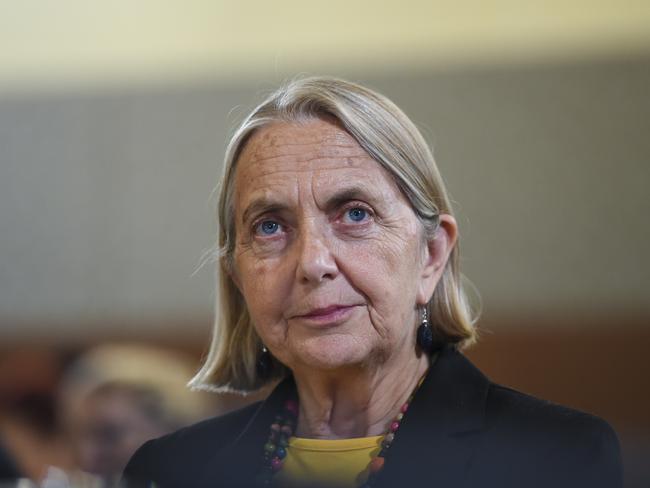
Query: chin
293 334 375 371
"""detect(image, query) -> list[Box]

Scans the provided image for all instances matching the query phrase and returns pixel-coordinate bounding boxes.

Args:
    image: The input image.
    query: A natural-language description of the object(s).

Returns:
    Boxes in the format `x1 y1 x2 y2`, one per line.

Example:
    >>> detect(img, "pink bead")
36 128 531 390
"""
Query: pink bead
285 400 299 416
281 425 293 435
369 456 385 473
400 403 409 414
390 421 400 432
271 457 283 472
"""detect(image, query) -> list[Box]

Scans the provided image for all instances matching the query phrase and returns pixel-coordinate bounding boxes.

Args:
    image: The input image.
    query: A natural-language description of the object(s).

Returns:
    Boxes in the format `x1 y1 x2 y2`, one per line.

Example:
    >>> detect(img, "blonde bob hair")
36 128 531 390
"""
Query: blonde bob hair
189 76 478 394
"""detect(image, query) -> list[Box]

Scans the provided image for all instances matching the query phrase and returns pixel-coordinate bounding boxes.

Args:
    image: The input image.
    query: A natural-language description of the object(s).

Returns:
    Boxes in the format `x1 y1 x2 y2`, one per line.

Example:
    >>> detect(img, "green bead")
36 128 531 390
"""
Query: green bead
264 442 276 453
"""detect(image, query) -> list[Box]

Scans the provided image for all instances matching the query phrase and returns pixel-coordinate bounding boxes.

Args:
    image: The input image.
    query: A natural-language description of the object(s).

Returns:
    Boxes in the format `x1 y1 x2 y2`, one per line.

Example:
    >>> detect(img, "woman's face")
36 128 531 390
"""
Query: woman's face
232 118 453 373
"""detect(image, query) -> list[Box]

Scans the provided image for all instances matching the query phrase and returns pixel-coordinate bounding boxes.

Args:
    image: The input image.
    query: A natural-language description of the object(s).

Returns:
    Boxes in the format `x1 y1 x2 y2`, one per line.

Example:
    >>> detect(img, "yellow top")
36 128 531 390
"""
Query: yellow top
275 435 383 488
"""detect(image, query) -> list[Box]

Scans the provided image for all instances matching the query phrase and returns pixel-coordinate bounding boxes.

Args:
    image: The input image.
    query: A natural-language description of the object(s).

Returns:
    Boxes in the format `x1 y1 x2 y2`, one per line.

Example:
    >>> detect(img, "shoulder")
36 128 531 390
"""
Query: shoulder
482 382 622 487
122 401 261 486
486 381 617 441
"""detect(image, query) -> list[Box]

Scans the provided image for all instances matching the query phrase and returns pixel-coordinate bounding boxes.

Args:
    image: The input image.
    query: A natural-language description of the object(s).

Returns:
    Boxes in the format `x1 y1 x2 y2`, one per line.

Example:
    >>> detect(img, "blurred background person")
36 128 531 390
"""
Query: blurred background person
74 381 187 481
0 349 70 483
58 344 217 485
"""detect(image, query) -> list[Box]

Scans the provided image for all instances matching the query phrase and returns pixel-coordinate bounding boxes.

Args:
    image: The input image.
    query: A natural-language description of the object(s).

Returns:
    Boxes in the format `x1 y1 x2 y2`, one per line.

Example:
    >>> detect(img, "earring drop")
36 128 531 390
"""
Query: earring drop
256 345 273 380
416 307 434 354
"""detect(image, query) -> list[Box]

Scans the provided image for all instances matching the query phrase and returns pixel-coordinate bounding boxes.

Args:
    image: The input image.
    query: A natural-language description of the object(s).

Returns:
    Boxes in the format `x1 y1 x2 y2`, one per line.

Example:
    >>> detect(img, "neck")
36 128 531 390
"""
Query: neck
291 351 429 439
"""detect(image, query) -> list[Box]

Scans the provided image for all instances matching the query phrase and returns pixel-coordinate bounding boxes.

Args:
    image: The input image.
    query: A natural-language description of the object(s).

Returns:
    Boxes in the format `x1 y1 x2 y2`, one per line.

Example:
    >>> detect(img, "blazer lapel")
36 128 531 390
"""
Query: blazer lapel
376 347 490 488
198 376 296 488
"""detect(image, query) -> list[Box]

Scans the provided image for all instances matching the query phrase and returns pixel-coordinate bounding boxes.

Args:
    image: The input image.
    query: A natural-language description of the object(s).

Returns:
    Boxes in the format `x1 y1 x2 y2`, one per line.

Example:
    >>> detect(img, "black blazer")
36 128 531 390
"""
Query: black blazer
123 346 623 488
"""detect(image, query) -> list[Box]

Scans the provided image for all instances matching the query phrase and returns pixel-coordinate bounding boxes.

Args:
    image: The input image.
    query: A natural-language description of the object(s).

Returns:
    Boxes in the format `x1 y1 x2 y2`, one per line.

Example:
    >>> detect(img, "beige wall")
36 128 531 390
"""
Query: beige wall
1 1 650 94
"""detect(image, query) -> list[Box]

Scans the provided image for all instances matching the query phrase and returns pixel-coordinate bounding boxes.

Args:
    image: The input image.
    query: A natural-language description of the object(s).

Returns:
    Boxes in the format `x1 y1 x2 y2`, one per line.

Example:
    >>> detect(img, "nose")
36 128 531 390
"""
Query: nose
295 224 338 285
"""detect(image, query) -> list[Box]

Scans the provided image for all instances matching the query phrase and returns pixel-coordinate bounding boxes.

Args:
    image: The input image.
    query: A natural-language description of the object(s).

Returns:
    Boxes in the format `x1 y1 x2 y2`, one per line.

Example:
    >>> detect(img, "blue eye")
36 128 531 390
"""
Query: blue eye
257 220 280 235
347 207 367 222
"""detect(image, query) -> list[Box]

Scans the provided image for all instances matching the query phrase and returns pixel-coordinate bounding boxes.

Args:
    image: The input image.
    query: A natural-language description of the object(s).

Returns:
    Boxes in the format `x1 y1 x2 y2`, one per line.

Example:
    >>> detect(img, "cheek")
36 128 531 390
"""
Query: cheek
350 231 420 280
237 257 290 328
340 231 422 310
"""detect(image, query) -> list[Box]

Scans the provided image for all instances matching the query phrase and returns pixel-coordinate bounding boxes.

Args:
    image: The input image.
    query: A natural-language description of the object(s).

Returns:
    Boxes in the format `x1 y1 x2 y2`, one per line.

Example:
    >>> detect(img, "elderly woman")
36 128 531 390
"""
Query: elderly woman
124 77 622 488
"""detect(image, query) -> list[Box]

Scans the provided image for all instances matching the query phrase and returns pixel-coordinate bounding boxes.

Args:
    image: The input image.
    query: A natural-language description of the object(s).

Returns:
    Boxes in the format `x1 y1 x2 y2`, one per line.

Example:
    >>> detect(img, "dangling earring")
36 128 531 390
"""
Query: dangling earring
416 307 434 354
256 345 273 380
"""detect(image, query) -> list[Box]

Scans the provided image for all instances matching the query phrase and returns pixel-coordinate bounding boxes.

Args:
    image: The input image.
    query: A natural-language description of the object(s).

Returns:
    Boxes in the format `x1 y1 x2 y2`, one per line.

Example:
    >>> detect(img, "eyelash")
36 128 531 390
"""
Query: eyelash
252 219 285 237
339 203 373 225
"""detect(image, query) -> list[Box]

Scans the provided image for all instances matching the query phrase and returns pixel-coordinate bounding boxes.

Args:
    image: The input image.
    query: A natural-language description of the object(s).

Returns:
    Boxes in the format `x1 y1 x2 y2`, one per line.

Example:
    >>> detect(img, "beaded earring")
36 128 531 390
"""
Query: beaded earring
256 345 273 380
416 307 434 354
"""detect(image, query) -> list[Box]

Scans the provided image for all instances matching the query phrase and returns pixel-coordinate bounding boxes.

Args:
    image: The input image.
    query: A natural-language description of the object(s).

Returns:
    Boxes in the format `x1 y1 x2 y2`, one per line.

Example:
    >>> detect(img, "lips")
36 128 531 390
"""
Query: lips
292 304 360 325
300 305 353 318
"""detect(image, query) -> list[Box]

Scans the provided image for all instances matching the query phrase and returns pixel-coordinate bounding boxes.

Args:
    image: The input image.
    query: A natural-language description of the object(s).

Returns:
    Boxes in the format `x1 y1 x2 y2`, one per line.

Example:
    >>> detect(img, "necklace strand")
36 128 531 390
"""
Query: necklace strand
256 373 426 487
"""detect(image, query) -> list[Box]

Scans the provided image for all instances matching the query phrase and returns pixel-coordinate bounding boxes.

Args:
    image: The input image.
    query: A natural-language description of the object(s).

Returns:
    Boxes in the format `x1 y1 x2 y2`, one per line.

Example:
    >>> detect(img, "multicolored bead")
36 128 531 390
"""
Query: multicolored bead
270 457 283 472
382 432 395 447
285 399 299 416
369 456 385 473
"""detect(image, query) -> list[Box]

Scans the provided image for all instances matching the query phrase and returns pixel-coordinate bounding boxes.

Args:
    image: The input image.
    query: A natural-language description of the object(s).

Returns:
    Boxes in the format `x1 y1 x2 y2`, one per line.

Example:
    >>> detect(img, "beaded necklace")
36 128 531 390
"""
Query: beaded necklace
256 372 427 488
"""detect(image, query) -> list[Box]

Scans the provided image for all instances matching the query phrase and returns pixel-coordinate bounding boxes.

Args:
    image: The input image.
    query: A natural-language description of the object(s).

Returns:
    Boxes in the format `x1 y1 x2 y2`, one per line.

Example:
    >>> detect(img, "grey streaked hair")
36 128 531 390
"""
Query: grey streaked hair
189 76 478 394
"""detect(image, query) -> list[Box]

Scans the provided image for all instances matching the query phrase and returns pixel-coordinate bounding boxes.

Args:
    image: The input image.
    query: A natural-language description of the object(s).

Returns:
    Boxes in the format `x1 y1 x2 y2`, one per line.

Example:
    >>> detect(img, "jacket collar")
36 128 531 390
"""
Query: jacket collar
199 346 490 487
376 345 489 487
198 374 297 487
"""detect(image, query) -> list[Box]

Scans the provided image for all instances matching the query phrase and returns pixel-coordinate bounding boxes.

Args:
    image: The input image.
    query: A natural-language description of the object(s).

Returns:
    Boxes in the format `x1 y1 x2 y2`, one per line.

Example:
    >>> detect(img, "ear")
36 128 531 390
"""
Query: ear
416 214 458 306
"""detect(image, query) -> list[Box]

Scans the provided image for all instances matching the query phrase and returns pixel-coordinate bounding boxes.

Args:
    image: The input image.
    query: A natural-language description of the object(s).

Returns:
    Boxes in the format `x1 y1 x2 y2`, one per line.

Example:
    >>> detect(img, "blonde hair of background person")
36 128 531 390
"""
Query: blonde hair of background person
190 76 478 394
58 344 215 482
61 344 213 427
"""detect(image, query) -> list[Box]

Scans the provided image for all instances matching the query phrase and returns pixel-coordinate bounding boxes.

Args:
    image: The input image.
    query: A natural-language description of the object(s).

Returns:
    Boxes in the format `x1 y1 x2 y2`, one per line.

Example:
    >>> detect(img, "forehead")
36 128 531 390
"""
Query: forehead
238 119 371 174
234 119 400 206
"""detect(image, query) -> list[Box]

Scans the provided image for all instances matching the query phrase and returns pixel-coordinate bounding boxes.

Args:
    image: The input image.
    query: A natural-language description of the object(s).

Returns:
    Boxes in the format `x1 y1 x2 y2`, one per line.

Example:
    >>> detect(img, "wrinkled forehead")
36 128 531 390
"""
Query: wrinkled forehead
231 120 401 211
236 119 372 177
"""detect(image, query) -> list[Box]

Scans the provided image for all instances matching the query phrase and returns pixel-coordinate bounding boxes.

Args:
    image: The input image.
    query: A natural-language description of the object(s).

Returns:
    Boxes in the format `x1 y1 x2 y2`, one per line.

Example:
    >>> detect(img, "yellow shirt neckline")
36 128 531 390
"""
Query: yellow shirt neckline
277 435 384 487
288 435 384 452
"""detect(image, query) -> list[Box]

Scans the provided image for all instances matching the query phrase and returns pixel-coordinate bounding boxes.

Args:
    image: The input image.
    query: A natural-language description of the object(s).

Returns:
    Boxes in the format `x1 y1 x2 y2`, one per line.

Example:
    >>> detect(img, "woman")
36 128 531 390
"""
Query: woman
59 344 214 484
123 77 622 488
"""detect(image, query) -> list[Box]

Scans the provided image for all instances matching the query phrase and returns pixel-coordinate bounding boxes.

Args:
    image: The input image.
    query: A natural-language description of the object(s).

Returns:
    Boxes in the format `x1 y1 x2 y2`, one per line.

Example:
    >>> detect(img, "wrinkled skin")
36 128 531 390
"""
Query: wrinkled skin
232 118 456 380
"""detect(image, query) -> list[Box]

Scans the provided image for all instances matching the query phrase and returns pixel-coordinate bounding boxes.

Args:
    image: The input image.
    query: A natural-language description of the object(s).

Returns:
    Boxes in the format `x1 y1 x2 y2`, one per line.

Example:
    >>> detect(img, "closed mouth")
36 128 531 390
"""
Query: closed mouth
299 304 355 318
289 302 367 325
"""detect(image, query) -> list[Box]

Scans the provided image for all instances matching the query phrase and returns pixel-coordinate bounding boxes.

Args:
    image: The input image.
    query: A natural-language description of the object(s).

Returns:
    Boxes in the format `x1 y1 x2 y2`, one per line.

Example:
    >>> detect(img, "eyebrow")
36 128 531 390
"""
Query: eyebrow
240 184 380 226
241 199 289 227
321 186 377 212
